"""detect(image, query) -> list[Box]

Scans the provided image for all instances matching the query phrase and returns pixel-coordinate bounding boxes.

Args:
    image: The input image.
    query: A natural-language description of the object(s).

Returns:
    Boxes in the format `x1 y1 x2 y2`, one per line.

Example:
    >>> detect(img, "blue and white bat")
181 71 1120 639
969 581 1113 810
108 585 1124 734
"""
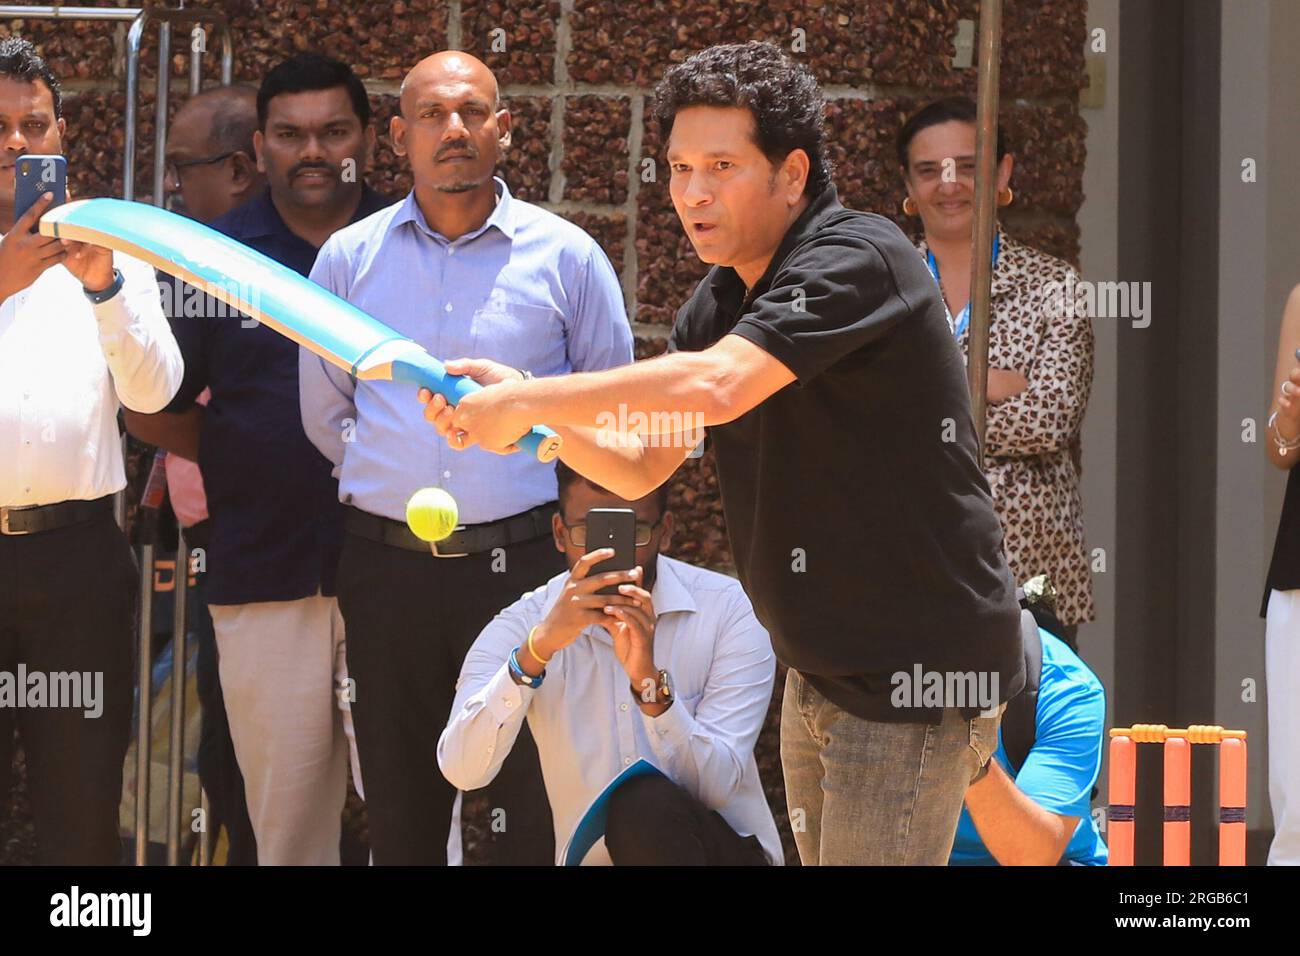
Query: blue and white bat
40 197 562 462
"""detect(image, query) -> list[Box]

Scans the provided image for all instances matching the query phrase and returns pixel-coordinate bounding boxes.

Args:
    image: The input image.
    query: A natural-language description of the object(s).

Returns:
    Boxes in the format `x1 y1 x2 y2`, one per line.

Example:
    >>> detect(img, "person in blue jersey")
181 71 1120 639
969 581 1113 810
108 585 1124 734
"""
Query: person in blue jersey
950 624 1108 866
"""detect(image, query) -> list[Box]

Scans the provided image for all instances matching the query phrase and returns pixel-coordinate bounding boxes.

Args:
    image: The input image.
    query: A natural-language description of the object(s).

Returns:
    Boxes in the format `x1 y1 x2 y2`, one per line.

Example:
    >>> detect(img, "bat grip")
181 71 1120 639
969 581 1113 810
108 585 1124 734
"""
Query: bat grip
390 352 563 463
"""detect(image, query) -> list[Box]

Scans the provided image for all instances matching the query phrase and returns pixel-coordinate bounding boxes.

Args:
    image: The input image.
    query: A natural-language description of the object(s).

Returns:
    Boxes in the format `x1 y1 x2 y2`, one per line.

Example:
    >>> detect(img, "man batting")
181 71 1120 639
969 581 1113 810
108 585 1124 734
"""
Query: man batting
423 41 1026 866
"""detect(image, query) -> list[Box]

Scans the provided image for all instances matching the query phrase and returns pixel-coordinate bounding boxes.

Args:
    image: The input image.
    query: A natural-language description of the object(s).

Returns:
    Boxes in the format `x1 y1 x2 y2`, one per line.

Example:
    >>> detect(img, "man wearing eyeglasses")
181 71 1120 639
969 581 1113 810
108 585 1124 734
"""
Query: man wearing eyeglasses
160 85 264 223
125 82 266 866
439 460 782 866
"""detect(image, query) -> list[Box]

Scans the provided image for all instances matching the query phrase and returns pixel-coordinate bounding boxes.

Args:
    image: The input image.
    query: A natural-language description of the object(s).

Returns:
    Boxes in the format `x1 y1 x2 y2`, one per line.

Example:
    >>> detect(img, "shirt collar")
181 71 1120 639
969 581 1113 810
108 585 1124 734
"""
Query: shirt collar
237 183 390 241
390 176 517 243
647 556 697 618
235 188 283 241
915 221 1017 297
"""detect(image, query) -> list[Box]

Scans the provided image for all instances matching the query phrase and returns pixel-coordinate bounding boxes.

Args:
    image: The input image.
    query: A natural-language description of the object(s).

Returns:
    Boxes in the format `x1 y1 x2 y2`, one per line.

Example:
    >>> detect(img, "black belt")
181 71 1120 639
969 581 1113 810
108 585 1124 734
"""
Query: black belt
0 496 114 536
344 502 556 557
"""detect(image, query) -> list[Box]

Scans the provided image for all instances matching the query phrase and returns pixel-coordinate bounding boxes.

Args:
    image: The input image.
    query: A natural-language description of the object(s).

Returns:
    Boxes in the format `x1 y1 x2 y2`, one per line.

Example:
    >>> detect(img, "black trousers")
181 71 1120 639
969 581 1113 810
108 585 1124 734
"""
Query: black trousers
605 774 770 866
336 527 561 865
191 571 258 865
0 513 135 865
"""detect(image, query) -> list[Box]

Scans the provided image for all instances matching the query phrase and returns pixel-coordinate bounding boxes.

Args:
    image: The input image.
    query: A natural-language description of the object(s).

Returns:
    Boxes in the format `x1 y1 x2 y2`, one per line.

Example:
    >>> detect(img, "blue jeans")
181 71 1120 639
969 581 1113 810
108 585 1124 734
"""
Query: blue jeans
780 668 1001 865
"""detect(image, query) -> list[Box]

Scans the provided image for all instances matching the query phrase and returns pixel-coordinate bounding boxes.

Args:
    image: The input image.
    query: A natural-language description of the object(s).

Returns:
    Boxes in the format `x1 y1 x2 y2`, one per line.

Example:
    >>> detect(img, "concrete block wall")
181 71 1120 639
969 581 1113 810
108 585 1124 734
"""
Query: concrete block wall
2 0 1088 864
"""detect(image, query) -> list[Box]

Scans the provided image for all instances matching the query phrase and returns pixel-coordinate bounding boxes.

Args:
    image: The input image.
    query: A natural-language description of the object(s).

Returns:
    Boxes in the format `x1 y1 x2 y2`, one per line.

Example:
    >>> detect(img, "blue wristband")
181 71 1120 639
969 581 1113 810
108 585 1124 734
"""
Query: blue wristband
83 268 124 304
508 646 544 689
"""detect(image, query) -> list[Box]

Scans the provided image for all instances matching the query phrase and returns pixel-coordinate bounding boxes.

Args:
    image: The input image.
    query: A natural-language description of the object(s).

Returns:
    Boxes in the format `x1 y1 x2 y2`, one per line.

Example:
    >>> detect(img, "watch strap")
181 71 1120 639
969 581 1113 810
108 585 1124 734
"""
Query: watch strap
508 646 544 689
84 268 124 304
631 668 672 704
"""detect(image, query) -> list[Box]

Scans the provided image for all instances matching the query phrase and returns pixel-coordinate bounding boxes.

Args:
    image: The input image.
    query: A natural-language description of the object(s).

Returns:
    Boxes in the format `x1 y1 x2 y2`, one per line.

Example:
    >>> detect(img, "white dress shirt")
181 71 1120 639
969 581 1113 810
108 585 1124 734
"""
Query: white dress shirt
438 554 783 866
0 253 183 507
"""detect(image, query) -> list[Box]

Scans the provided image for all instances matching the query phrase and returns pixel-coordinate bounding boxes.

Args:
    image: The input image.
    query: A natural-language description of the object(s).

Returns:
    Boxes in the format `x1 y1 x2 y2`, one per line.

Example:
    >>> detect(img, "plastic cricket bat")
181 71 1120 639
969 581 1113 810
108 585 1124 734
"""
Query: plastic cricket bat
40 197 562 462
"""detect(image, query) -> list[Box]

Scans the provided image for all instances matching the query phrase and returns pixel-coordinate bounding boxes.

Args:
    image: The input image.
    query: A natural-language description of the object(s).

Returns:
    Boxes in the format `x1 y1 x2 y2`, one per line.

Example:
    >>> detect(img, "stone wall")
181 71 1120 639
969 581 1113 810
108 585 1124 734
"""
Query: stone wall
2 0 1088 865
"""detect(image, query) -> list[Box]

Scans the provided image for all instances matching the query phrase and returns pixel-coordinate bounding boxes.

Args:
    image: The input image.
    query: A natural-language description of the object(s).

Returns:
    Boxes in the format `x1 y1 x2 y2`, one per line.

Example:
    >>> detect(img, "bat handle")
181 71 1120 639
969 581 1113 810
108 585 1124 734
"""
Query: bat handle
390 352 564 463
514 426 564 463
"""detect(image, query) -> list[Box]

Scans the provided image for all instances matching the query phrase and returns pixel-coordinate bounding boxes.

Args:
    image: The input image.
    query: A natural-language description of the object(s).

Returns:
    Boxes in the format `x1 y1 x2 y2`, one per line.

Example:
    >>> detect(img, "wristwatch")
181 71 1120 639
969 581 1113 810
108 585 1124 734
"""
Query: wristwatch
83 268 124 304
631 668 673 706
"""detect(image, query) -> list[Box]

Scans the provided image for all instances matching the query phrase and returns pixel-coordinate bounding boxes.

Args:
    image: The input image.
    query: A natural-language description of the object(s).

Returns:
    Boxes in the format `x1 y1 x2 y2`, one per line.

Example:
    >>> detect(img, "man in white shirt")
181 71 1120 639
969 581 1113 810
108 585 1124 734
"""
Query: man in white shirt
439 459 782 865
0 38 183 864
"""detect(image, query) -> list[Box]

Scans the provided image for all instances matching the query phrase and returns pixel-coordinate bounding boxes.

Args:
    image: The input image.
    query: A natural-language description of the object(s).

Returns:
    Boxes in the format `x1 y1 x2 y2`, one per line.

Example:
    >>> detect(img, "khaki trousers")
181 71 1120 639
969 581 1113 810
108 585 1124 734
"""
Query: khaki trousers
209 593 356 865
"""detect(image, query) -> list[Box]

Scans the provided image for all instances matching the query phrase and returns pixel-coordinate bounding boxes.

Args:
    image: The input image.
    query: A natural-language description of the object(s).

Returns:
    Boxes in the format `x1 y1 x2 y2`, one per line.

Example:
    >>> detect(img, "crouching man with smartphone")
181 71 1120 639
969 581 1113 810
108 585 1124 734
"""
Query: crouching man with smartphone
438 460 783 865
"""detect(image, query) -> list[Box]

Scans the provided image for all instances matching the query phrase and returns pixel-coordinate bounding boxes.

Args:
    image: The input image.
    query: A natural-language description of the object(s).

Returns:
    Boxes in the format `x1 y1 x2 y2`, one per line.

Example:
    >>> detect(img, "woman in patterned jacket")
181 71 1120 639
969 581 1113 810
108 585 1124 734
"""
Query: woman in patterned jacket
896 97 1095 646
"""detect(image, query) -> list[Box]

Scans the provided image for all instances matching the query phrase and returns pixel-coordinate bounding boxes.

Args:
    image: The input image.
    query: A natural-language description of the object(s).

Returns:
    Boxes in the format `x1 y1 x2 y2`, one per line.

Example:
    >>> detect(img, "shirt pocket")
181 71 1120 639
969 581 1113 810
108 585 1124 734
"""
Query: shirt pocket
673 667 708 714
469 300 566 375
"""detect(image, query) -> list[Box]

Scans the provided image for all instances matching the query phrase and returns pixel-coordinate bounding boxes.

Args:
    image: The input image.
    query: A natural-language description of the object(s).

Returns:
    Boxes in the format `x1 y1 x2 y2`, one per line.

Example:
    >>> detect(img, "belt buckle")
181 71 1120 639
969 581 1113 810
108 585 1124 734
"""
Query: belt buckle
428 531 469 559
0 506 33 536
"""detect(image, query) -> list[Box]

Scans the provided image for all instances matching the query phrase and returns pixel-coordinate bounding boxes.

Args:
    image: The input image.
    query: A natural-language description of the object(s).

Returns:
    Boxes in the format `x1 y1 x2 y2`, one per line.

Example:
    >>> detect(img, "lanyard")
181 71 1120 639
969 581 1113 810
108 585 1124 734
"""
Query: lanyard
926 232 1000 340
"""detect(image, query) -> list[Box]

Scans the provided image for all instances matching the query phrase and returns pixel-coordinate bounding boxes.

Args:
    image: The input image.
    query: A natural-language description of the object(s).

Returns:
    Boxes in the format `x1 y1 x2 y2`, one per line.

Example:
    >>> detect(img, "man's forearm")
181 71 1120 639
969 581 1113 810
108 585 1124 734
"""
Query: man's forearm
963 761 1075 865
552 425 663 500
123 405 203 461
522 349 727 433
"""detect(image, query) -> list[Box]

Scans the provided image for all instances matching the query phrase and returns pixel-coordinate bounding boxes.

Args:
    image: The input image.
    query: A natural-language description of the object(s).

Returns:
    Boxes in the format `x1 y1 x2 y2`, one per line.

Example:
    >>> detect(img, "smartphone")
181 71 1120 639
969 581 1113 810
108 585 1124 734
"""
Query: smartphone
584 508 637 597
15 154 67 229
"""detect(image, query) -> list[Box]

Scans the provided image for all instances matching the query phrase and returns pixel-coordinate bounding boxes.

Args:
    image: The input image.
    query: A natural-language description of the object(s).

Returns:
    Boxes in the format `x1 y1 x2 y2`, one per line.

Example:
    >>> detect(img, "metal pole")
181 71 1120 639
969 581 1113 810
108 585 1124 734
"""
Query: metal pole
166 530 188 865
152 20 171 207
124 12 147 200
967 0 1004 466
198 788 211 866
129 8 160 868
189 24 203 96
219 24 233 85
114 439 128 528
0 5 142 20
160 13 226 867
133 542 155 865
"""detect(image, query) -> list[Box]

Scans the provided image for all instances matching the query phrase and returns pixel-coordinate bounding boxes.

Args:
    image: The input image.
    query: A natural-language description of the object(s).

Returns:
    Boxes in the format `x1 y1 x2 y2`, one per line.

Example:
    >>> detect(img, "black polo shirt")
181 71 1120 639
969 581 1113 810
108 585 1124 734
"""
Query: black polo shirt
163 185 393 605
668 185 1024 723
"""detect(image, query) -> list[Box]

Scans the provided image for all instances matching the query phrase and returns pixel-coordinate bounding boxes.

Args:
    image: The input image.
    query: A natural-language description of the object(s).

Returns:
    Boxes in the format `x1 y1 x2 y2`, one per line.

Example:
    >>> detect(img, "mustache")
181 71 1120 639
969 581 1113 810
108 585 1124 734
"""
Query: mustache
289 162 338 179
435 145 477 160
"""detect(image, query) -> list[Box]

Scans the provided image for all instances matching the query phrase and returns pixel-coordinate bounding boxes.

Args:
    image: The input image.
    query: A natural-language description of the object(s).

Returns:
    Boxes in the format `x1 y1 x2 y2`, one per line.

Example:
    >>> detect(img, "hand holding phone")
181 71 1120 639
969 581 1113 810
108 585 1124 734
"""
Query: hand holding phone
14 154 67 229
584 508 638 596
0 191 66 302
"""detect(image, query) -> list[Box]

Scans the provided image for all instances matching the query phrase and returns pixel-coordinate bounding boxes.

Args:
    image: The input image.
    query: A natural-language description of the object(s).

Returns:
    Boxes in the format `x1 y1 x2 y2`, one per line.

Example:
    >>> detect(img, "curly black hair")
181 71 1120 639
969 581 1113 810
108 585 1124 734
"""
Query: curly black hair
652 41 832 198
0 37 63 119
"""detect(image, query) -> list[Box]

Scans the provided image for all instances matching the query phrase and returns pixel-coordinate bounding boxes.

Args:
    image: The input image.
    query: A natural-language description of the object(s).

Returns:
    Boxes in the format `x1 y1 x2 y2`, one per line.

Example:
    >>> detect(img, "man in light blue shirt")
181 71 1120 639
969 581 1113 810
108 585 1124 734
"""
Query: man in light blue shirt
300 51 632 865
439 462 782 866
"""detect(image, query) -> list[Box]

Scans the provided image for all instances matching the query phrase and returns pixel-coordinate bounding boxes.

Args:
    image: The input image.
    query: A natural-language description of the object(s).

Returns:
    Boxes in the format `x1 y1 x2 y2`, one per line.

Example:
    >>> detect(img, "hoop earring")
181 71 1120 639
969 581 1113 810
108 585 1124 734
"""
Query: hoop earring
902 196 918 216
998 187 1014 207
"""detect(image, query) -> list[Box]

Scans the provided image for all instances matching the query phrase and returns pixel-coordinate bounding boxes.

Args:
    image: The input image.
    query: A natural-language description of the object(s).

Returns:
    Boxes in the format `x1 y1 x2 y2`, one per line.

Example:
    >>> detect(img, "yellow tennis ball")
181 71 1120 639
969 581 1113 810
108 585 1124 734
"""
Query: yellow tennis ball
406 487 459 542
